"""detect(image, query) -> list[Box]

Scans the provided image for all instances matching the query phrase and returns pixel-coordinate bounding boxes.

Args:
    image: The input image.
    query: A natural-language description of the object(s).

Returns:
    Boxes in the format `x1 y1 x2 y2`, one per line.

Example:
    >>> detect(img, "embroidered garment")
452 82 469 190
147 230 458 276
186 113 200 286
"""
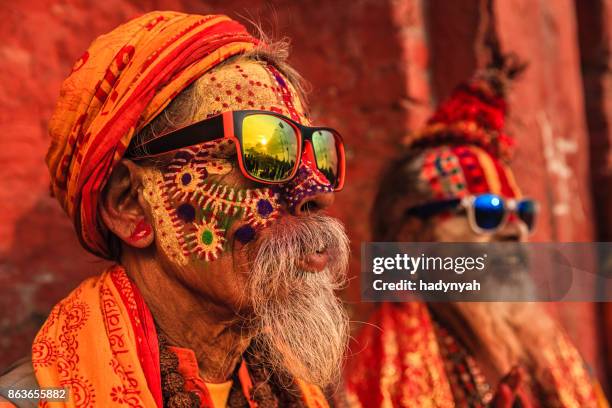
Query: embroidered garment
46 11 258 258
418 144 521 204
345 303 455 407
344 303 606 408
32 266 329 408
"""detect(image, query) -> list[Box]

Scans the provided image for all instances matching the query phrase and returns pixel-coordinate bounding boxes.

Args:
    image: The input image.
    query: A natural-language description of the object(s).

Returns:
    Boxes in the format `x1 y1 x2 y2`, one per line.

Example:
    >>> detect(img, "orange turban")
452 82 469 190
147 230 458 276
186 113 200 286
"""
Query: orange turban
46 11 258 258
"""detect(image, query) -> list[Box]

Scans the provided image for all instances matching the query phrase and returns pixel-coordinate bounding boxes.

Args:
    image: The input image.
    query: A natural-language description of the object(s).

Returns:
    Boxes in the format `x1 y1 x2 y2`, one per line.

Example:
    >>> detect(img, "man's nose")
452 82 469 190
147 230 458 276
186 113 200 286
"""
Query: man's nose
494 212 528 242
294 190 335 216
281 141 335 216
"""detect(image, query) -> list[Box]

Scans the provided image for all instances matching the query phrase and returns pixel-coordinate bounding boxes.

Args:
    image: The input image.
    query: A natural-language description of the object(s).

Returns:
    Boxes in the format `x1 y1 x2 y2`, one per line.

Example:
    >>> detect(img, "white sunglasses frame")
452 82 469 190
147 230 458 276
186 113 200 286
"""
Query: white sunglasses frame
459 194 539 235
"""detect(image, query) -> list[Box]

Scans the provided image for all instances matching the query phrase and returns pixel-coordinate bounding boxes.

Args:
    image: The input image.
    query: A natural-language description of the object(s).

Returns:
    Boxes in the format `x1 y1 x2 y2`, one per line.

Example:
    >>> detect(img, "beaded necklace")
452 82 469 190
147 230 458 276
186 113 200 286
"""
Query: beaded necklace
157 332 307 408
433 321 493 407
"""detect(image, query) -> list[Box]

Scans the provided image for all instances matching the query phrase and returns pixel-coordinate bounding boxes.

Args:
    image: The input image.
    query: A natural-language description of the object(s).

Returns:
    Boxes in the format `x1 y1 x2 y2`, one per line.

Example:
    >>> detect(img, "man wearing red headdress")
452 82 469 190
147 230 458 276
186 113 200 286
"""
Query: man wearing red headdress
344 57 609 407
0 11 350 408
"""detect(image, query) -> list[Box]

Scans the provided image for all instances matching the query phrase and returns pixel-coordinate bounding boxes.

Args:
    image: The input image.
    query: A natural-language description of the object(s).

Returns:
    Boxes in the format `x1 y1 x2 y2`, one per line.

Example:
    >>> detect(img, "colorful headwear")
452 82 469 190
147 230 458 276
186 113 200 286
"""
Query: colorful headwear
404 62 517 160
402 59 524 204
46 11 259 258
416 144 521 202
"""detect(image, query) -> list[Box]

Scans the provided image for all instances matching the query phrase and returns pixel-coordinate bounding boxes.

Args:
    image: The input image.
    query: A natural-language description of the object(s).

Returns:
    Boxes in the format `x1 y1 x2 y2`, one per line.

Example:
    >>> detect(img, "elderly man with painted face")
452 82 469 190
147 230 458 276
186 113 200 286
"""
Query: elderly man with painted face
344 58 608 407
0 11 350 408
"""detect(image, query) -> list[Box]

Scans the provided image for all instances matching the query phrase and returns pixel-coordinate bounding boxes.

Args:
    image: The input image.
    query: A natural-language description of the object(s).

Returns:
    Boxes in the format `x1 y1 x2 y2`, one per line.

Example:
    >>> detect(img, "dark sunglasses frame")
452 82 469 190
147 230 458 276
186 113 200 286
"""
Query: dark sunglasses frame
126 110 346 191
405 194 539 234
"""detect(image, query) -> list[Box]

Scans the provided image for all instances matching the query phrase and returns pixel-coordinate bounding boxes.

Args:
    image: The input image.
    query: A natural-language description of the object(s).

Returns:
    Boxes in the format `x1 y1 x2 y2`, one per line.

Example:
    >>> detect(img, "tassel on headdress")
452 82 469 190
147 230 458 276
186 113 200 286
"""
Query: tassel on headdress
403 53 527 161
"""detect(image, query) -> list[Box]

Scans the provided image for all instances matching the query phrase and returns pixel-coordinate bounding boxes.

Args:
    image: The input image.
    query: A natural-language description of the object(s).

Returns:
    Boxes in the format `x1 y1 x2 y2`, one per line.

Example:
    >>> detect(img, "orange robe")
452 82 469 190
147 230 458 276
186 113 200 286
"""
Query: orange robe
345 303 607 408
31 265 328 408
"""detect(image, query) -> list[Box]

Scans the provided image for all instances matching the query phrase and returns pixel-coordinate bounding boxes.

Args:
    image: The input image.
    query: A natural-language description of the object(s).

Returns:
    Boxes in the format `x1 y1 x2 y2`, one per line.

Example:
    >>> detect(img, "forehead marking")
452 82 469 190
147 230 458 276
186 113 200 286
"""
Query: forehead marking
265 64 301 123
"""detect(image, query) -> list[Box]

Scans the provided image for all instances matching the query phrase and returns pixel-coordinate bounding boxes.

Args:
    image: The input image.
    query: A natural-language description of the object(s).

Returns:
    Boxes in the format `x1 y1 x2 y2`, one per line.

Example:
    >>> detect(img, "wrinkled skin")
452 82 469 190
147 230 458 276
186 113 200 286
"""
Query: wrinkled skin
100 59 350 387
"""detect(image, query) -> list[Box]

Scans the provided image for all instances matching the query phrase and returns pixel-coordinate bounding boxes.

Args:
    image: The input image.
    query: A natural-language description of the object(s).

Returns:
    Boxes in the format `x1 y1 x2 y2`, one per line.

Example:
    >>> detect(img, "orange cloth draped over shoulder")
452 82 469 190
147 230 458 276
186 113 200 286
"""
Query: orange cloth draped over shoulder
32 266 329 408
46 11 258 258
33 266 163 407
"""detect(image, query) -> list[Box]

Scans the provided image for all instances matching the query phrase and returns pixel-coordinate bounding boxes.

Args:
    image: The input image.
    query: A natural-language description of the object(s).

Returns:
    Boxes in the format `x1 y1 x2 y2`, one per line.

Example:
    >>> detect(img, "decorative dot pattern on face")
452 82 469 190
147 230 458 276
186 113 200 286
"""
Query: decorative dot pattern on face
146 142 283 264
280 159 333 213
185 219 225 262
194 61 309 124
235 224 256 244
143 173 187 265
257 199 274 217
176 203 196 223
143 60 313 263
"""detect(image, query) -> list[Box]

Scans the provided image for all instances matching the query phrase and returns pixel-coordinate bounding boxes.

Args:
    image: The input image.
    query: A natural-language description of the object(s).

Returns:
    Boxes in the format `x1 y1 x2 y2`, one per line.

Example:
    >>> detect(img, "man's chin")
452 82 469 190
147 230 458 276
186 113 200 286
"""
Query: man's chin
253 333 344 389
252 289 348 388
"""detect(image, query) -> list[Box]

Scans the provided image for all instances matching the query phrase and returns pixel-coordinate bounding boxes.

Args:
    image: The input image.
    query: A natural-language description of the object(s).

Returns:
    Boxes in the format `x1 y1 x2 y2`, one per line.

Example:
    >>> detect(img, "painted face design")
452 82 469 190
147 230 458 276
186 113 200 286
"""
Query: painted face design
281 158 333 213
143 140 281 264
142 60 334 265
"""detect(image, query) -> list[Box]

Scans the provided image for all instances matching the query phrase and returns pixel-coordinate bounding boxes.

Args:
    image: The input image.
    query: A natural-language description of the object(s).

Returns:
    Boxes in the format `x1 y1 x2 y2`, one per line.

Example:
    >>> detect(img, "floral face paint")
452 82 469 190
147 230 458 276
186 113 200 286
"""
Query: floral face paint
143 140 281 265
141 60 332 264
281 158 333 213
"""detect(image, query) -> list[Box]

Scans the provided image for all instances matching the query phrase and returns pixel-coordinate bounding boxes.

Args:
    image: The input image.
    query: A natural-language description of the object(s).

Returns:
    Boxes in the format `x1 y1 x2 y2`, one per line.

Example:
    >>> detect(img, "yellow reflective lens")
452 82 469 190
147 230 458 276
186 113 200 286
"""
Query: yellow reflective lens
241 114 298 181
312 130 339 185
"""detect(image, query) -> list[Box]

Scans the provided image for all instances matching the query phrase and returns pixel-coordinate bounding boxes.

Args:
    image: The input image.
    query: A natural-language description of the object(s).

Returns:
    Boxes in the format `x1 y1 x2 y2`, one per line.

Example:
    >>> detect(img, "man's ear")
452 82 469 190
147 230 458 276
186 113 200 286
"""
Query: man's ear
99 159 154 249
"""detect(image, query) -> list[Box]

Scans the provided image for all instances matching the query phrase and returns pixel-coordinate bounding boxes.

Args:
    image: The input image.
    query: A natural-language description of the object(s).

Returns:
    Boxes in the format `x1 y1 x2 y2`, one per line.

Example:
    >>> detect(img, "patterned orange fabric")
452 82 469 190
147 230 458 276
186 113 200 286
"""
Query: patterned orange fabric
32 266 162 407
32 266 330 408
345 303 455 407
46 11 259 258
540 334 609 407
345 303 606 408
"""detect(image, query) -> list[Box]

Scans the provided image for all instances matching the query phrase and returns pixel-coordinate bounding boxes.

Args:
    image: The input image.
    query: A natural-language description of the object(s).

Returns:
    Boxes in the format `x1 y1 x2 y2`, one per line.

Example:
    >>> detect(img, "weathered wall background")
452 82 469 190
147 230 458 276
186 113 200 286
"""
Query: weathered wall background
0 0 610 390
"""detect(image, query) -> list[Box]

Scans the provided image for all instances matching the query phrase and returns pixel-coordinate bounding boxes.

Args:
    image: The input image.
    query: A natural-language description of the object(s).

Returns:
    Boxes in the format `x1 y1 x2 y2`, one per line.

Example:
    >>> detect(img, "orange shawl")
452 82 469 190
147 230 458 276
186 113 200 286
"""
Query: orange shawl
33 266 162 407
32 266 329 408
345 303 607 407
46 11 258 258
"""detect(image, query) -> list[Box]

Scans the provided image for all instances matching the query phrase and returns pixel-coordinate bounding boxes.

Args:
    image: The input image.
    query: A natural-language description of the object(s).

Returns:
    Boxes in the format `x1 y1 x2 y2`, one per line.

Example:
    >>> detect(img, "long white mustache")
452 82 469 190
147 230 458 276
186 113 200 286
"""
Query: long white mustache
246 215 350 388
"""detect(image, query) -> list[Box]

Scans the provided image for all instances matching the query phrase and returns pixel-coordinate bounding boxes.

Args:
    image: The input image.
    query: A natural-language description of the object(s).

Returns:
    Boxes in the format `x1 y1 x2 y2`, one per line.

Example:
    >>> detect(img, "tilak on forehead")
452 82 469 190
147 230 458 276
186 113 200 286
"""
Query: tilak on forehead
402 63 522 205
195 60 308 122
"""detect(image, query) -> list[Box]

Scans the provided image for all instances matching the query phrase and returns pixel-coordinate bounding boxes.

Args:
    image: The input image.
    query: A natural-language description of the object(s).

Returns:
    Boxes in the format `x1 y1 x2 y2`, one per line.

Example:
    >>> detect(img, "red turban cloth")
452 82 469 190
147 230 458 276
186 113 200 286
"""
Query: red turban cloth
401 65 523 205
46 11 258 258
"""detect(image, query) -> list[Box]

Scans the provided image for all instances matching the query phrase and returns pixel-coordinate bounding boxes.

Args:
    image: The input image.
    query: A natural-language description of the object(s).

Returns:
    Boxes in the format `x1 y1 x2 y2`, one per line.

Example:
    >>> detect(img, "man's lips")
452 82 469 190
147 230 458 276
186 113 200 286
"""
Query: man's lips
297 249 330 272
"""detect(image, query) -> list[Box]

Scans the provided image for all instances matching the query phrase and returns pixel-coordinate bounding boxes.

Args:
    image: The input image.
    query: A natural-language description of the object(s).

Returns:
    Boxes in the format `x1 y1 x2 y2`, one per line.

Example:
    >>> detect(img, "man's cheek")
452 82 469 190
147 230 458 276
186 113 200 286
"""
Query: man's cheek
143 171 189 266
143 147 282 265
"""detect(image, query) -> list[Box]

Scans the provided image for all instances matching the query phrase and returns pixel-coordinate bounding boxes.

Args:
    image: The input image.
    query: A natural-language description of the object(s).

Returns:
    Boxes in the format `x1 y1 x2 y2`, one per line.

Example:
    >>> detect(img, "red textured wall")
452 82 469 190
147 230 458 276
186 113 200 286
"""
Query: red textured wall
0 0 609 389
575 0 612 388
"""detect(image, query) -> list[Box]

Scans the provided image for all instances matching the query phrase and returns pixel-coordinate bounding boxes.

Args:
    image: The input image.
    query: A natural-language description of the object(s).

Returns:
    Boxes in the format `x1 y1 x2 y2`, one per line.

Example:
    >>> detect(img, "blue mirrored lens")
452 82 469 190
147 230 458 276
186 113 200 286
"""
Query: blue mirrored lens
517 199 537 231
473 194 505 230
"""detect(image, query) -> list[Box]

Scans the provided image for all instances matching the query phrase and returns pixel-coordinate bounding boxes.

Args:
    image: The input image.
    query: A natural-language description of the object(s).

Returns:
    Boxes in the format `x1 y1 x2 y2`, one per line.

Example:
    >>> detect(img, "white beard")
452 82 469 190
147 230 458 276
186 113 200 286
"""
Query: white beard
246 215 350 388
